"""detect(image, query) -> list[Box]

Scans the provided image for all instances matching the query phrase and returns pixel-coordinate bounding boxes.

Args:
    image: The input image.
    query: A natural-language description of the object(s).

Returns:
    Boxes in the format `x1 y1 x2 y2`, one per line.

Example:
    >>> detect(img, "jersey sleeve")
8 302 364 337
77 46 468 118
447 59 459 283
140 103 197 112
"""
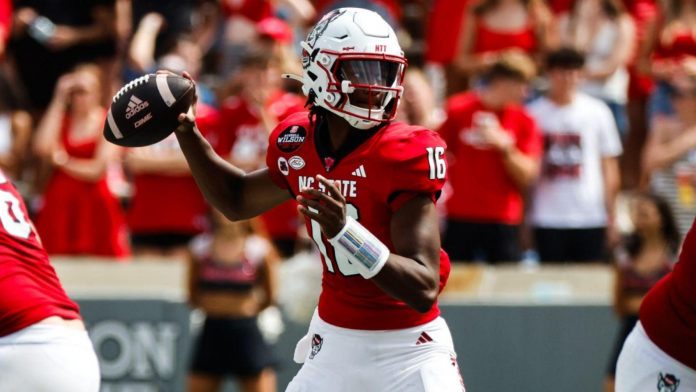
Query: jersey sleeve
265 112 309 190
375 127 448 212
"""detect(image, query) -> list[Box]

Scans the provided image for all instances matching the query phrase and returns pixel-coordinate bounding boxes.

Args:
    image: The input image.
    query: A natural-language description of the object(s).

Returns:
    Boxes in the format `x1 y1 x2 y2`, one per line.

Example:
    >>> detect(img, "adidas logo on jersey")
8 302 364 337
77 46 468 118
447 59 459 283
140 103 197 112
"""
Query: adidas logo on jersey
351 165 366 178
416 331 434 345
125 95 150 119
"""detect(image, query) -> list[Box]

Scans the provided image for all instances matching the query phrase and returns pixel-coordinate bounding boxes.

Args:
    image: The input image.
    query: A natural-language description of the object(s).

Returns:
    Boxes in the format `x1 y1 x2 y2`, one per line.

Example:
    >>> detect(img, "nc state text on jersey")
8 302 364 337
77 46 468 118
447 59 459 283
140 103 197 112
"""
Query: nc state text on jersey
299 176 358 198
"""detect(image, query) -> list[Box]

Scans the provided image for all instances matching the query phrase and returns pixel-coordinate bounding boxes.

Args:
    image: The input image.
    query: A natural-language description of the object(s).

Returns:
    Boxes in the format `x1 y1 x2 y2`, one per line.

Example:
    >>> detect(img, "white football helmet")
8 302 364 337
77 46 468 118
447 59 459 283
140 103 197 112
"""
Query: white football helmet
294 8 407 130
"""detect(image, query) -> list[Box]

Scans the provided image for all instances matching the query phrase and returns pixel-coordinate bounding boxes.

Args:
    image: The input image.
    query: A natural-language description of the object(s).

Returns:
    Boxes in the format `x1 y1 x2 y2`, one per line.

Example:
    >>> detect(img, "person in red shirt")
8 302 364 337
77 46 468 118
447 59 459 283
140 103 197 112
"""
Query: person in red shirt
0 169 100 391
615 216 696 390
155 7 464 391
454 0 558 78
216 51 305 258
438 52 542 263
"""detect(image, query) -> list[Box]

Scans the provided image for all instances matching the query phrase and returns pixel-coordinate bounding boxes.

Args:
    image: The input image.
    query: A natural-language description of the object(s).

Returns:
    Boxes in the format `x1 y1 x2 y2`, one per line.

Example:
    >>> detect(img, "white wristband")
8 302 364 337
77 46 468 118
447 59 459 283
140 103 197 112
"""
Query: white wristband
328 216 390 279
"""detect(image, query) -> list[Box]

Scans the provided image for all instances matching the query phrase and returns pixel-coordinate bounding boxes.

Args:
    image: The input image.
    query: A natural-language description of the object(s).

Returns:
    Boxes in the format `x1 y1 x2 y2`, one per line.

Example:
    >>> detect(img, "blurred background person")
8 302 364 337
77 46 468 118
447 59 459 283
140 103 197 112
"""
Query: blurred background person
187 212 279 392
527 48 622 262
9 0 117 111
438 52 541 263
559 0 635 136
33 65 129 258
643 0 696 122
216 51 304 258
642 73 696 236
604 192 679 392
0 75 31 182
454 0 557 84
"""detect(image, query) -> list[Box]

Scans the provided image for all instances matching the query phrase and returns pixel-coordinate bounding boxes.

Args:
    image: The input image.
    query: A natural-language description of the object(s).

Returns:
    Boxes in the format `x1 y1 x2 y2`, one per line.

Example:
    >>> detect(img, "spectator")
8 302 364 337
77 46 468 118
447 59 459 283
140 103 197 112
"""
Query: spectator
438 52 541 263
125 12 218 106
0 76 32 182
187 212 278 392
559 0 635 135
9 0 117 109
527 48 622 262
33 65 130 258
644 0 696 121
454 0 557 78
216 51 304 258
620 0 659 189
642 75 696 236
604 192 679 392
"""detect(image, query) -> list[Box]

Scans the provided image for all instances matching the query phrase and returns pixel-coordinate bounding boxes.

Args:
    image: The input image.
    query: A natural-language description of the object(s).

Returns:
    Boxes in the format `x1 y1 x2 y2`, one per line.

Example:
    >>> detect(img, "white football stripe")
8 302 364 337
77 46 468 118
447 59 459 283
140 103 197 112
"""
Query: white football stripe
156 74 176 107
107 109 123 139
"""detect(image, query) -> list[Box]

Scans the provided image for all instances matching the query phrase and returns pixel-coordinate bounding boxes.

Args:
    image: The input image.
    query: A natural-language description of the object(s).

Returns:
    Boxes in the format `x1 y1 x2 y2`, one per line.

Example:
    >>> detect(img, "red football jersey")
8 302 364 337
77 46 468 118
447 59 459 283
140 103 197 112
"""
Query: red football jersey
640 218 696 370
266 112 451 330
0 172 80 337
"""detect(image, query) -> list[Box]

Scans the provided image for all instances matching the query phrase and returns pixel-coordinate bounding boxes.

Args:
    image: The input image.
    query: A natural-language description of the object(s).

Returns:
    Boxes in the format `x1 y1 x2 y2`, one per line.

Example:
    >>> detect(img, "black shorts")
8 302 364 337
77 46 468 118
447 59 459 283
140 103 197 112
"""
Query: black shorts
443 219 521 263
190 316 277 377
606 315 639 376
533 227 607 262
130 232 196 249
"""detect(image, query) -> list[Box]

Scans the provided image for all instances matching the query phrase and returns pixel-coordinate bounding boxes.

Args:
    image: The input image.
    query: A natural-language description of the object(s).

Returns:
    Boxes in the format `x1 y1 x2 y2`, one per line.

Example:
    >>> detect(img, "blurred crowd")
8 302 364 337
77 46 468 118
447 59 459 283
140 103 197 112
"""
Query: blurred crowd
0 0 692 266
1 0 693 390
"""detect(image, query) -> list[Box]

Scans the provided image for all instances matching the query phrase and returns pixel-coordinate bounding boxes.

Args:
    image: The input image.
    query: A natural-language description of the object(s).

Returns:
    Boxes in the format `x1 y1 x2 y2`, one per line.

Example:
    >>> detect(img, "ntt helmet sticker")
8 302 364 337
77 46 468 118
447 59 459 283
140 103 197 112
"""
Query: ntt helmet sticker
277 125 307 153
278 157 289 176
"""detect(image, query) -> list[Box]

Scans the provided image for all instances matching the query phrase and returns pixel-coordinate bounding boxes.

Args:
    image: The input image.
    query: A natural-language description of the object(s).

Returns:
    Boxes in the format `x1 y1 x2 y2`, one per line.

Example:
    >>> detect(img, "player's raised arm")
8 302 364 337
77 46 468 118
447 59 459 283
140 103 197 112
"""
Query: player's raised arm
173 74 290 221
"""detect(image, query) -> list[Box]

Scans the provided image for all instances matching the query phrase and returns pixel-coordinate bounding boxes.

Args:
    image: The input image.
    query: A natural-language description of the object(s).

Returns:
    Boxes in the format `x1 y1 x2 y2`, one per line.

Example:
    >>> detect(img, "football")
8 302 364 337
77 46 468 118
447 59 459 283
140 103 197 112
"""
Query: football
103 73 195 147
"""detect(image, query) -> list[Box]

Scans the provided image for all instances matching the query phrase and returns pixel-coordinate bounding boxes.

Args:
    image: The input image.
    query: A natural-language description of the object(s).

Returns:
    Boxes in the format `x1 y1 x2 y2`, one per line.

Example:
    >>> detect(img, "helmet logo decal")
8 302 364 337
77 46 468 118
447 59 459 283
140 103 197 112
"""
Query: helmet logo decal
305 9 346 49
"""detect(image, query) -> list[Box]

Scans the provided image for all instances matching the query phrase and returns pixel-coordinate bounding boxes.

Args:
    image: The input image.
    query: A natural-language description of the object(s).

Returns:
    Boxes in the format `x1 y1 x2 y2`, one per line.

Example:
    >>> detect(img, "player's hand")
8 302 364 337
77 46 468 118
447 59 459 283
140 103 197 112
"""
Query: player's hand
158 70 197 133
297 175 346 238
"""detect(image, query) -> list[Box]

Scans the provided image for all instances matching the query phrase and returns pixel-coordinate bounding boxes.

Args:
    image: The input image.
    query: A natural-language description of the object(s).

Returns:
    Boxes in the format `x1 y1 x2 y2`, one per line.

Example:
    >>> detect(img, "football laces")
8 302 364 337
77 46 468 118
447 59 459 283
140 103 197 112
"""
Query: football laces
112 74 151 103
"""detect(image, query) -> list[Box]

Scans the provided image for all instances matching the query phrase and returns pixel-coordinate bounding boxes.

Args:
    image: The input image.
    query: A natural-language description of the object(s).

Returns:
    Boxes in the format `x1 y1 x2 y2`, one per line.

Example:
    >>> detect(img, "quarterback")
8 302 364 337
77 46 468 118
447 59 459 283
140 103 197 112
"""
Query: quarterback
171 7 464 392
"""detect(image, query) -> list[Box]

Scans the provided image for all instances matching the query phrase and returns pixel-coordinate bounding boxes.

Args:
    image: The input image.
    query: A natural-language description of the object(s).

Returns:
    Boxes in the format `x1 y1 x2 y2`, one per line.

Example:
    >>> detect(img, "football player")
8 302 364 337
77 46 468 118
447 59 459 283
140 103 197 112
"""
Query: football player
615 218 696 391
170 7 464 392
0 169 100 391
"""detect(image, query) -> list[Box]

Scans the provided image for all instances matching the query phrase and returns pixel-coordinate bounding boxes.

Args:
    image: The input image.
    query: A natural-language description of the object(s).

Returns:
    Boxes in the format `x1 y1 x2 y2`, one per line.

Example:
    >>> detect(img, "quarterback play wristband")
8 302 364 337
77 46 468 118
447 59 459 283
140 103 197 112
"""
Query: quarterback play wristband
329 217 390 279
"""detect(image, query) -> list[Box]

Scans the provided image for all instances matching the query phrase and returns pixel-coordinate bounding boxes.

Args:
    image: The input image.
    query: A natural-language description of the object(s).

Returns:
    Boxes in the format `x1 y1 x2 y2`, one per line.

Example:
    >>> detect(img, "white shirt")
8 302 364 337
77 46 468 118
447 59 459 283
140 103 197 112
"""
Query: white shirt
527 93 622 228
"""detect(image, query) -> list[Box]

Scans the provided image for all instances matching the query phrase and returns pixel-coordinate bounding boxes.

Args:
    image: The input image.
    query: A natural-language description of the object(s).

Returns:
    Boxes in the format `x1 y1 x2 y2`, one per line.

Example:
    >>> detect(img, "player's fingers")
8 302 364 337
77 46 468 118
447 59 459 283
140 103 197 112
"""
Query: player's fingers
156 69 175 75
301 188 343 208
297 195 339 222
316 175 345 202
297 204 324 223
181 71 194 82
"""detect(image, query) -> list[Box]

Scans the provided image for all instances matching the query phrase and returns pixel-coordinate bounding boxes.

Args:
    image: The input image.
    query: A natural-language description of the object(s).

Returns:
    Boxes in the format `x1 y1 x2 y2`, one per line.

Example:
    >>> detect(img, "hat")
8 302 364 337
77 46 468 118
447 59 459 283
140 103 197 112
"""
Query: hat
256 17 293 44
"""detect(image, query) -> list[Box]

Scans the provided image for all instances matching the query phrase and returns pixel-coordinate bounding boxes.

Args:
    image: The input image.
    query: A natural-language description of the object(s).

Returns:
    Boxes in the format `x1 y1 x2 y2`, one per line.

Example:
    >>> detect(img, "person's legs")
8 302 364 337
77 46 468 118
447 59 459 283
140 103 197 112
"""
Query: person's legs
188 374 224 392
534 228 568 262
568 227 606 262
239 369 277 392
443 220 481 262
486 224 521 263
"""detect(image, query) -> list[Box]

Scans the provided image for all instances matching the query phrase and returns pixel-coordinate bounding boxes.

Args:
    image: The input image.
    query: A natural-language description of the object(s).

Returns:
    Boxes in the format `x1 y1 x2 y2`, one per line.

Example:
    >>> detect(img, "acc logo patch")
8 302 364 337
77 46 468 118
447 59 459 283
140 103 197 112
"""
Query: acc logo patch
658 373 680 392
309 334 323 360
289 156 305 170
277 125 307 153
278 157 289 176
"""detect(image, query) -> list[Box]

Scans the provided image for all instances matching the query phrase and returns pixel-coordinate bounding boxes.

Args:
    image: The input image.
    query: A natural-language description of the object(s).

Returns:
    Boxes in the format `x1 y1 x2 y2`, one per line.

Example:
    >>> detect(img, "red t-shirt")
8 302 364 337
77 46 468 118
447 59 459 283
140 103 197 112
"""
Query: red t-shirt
127 104 219 235
0 171 81 337
266 112 451 330
640 218 696 371
0 0 10 48
473 19 537 55
437 92 541 224
624 0 659 98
